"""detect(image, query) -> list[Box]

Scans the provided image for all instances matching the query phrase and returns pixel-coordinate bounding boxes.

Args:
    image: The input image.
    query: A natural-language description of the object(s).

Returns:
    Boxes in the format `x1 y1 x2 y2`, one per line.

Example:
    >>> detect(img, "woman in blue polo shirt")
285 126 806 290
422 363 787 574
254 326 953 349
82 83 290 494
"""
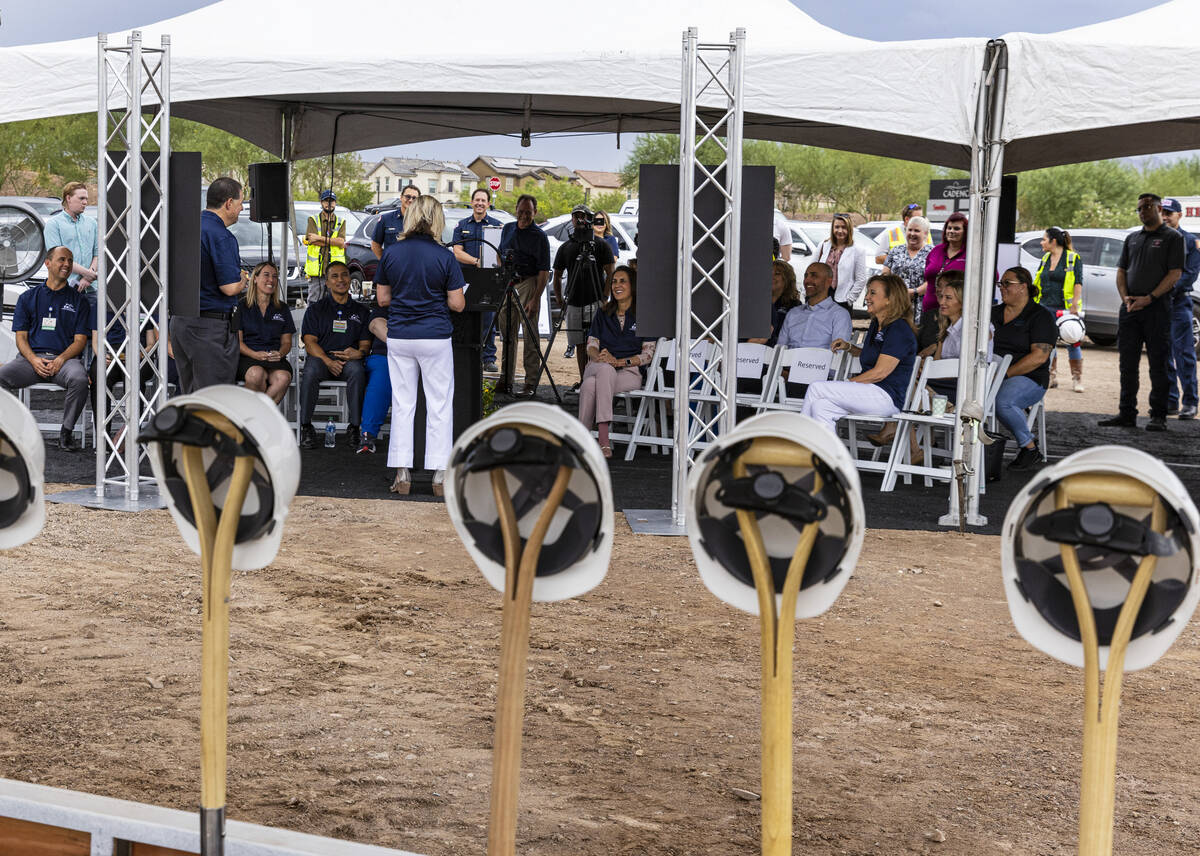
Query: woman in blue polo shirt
374 195 466 496
231 261 295 403
578 266 653 458
802 273 917 431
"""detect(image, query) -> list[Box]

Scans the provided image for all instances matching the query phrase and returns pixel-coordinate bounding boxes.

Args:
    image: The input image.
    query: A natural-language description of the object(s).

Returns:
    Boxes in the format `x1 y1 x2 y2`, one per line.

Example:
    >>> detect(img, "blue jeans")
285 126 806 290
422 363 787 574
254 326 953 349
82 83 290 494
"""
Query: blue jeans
995 375 1045 449
481 311 497 363
362 353 391 436
1165 291 1197 409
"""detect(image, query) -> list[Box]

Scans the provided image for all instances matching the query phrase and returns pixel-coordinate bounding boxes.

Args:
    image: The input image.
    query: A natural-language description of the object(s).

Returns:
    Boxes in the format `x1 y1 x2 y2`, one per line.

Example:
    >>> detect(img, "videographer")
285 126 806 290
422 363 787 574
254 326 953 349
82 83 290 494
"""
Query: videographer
496 194 551 398
553 204 614 390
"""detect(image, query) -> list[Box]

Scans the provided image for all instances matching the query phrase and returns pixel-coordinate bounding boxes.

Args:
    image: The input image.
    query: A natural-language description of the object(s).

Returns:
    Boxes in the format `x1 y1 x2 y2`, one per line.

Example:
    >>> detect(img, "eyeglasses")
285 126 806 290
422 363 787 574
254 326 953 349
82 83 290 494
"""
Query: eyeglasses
402 193 420 201
998 279 1024 289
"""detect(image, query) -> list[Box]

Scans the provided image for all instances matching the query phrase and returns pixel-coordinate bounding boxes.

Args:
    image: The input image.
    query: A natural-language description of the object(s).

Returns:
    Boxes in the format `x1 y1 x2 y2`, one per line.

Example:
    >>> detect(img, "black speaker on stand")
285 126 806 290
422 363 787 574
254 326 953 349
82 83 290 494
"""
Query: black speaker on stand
998 174 1018 244
248 162 290 223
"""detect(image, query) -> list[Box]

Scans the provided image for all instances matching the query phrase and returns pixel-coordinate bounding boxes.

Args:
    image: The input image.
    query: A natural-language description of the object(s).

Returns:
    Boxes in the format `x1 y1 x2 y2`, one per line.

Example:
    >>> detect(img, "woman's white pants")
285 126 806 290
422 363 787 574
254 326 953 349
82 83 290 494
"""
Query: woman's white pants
386 337 454 469
800 380 897 431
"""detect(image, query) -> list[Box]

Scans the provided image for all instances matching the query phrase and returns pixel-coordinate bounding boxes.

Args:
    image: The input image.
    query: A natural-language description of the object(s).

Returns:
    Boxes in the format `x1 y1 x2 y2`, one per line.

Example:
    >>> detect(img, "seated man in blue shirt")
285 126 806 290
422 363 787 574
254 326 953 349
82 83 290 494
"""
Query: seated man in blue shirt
0 246 92 451
298 262 371 449
777 262 853 350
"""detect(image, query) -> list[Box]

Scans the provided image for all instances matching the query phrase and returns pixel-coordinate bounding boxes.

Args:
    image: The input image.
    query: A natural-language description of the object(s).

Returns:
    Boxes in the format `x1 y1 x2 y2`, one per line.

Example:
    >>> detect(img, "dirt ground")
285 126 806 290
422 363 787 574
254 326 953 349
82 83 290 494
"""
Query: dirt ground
3 472 1200 855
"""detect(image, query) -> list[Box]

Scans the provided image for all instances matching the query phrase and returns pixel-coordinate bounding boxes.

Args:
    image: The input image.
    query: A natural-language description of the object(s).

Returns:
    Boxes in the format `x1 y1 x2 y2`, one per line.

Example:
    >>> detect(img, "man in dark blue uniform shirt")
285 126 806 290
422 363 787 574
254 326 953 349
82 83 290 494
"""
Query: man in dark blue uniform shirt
1099 193 1184 431
170 177 248 393
0 246 92 450
298 261 371 449
452 187 502 372
370 185 422 259
497 194 551 397
1161 197 1198 419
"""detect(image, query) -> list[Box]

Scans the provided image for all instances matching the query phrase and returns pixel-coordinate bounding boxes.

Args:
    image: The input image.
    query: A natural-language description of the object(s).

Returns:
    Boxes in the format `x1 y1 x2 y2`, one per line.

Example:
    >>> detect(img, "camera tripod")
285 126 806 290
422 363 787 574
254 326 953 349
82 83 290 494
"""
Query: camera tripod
483 267 563 404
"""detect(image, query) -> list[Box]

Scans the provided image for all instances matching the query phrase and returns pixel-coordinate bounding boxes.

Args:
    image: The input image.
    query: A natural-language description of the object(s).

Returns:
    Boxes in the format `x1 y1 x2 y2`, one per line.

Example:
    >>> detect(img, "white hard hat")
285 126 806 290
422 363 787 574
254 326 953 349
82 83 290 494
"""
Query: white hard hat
141 385 300 571
444 402 613 602
0 388 45 549
1001 446 1200 672
1056 312 1086 345
686 412 864 619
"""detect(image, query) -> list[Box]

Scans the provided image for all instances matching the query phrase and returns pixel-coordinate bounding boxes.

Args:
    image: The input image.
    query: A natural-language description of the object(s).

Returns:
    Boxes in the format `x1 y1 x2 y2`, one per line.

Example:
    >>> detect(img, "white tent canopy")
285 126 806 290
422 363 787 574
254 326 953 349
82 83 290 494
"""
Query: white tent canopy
0 0 984 166
1001 0 1200 171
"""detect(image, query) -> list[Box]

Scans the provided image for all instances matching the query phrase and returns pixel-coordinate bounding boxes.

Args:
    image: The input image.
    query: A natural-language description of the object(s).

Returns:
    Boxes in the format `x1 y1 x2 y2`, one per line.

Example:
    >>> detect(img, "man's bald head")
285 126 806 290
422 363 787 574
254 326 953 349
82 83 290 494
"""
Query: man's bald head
803 262 833 303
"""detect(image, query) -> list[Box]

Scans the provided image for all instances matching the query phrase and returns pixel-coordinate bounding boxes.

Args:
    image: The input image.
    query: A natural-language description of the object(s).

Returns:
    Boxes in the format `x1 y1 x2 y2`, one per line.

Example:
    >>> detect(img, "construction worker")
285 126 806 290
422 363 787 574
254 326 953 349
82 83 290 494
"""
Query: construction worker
303 189 346 303
1033 226 1083 391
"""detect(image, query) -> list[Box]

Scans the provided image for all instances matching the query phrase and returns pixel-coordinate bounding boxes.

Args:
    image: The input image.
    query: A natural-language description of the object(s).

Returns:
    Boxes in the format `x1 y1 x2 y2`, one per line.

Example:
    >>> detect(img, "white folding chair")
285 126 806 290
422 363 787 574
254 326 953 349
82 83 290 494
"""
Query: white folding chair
623 337 676 460
607 337 665 450
758 346 832 413
734 342 778 410
839 358 923 474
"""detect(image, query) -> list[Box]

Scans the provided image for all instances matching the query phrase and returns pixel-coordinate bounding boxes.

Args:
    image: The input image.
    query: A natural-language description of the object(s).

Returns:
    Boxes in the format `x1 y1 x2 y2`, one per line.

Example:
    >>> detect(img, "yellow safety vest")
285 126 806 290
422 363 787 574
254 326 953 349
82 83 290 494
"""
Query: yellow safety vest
1034 249 1080 306
304 214 346 277
886 225 933 248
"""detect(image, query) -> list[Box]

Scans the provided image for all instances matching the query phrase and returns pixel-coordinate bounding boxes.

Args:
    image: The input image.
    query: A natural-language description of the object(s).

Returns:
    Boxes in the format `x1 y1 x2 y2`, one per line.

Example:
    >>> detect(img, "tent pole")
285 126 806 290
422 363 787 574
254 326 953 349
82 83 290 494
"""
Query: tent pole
942 39 1007 529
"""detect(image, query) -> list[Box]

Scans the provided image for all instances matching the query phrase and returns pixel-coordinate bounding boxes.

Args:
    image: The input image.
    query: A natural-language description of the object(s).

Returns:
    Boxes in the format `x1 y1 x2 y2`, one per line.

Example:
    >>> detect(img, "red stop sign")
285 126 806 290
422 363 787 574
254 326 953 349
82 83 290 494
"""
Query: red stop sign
488 176 501 191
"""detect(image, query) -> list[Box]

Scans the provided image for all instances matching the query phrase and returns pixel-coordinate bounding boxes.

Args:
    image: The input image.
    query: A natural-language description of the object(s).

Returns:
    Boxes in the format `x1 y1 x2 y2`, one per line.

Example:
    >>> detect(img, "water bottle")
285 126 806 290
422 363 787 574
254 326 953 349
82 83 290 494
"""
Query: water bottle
324 418 336 448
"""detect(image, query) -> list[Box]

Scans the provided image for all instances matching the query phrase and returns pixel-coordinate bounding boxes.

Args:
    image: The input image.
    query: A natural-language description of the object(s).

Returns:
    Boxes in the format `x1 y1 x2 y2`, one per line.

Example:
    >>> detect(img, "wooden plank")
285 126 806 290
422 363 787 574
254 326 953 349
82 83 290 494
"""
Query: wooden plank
0 815 90 856
129 844 195 856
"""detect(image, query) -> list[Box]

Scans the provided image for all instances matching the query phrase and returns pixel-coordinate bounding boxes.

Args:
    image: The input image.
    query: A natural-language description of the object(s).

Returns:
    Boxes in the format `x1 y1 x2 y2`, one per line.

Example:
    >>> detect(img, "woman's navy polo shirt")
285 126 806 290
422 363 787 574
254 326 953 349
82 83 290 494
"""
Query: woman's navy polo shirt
233 300 296 351
376 234 465 340
588 307 643 359
12 283 91 353
301 295 369 352
860 317 917 409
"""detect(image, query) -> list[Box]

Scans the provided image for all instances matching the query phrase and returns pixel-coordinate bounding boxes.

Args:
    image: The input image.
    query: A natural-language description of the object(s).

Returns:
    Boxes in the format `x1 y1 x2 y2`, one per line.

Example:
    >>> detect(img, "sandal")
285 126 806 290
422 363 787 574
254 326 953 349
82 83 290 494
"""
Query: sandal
390 468 411 495
600 444 613 459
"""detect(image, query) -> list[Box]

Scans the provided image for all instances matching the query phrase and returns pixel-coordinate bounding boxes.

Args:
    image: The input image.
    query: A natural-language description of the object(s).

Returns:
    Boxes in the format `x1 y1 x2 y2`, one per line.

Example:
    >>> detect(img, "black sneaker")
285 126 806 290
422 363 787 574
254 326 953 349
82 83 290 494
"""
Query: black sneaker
1167 402 1180 415
1009 445 1042 471
299 423 317 450
1097 414 1137 428
1146 416 1167 432
59 429 80 453
357 431 376 454
345 424 359 446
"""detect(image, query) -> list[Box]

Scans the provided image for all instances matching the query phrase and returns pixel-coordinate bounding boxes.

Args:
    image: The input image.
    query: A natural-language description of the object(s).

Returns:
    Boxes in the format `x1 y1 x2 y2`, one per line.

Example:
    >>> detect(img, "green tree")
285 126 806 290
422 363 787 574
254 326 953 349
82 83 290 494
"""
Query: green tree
492 177 588 219
1140 155 1200 197
0 114 97 194
1015 160 1139 230
590 190 628 215
171 119 273 185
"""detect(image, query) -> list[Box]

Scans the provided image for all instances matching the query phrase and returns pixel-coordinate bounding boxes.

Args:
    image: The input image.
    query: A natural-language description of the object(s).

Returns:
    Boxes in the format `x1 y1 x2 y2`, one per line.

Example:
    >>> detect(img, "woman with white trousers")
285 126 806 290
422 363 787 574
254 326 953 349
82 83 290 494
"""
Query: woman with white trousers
373 195 466 496
815 213 868 310
802 273 918 431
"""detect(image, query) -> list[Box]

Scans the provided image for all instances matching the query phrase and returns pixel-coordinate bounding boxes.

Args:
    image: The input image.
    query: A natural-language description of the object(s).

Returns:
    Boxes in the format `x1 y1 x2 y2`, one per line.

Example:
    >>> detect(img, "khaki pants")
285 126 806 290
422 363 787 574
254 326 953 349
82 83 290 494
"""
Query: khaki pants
499 275 542 389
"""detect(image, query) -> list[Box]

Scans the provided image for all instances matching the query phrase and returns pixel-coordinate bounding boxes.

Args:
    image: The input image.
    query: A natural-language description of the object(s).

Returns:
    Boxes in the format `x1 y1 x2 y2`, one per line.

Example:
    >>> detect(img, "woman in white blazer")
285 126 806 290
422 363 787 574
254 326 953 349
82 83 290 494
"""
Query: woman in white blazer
816 213 867 309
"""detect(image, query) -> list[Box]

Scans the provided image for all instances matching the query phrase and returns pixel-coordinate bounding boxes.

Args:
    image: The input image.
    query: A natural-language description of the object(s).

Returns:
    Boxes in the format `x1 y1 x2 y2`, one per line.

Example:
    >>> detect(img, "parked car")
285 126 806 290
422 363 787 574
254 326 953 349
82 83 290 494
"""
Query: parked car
1015 229 1134 347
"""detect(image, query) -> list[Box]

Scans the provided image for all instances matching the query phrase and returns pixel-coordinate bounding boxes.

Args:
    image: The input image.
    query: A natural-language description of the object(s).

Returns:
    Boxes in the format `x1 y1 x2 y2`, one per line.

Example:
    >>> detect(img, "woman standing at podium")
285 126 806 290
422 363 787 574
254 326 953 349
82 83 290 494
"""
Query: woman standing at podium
374 195 466 496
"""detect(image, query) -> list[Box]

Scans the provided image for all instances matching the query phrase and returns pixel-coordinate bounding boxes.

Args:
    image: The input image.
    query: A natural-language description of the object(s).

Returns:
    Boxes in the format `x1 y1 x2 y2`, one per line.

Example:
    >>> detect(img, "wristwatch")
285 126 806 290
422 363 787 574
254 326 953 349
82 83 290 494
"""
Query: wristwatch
624 358 631 366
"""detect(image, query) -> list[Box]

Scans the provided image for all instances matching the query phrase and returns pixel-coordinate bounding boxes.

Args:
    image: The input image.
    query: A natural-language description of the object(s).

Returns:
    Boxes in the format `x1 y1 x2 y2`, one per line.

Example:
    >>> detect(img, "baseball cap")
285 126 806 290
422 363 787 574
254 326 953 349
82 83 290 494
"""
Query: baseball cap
571 203 593 217
1162 197 1182 213
319 189 337 202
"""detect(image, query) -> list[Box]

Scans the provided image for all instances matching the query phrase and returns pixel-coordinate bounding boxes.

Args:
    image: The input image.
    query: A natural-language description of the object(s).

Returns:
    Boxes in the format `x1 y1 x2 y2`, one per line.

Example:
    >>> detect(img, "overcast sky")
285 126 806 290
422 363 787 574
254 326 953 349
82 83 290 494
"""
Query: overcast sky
0 1 1169 172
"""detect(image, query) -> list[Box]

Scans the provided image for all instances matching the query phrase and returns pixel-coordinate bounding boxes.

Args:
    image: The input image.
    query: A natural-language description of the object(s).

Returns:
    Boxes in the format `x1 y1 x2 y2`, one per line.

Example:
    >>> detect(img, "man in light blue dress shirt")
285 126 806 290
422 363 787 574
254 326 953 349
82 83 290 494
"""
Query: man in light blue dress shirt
777 262 852 350
42 182 99 306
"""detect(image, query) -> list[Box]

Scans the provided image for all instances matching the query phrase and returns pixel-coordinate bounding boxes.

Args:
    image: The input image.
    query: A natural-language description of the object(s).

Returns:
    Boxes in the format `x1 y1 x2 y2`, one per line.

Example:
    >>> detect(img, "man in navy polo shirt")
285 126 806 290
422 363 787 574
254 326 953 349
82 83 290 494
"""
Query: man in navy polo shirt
1161 197 1199 420
452 187 502 372
298 261 371 449
370 185 422 259
497 194 551 397
0 246 92 450
170 177 248 393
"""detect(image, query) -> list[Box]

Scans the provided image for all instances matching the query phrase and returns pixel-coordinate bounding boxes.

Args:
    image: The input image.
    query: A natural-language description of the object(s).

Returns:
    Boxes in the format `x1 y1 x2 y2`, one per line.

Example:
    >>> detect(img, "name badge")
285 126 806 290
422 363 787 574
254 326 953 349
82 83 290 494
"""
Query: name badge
332 319 348 333
41 316 57 331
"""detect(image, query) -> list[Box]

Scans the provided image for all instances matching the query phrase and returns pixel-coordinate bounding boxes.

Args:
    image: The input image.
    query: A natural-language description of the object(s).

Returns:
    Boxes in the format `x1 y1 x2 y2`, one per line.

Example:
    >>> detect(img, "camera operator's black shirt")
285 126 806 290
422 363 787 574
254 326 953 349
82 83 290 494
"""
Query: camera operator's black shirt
553 236 615 306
